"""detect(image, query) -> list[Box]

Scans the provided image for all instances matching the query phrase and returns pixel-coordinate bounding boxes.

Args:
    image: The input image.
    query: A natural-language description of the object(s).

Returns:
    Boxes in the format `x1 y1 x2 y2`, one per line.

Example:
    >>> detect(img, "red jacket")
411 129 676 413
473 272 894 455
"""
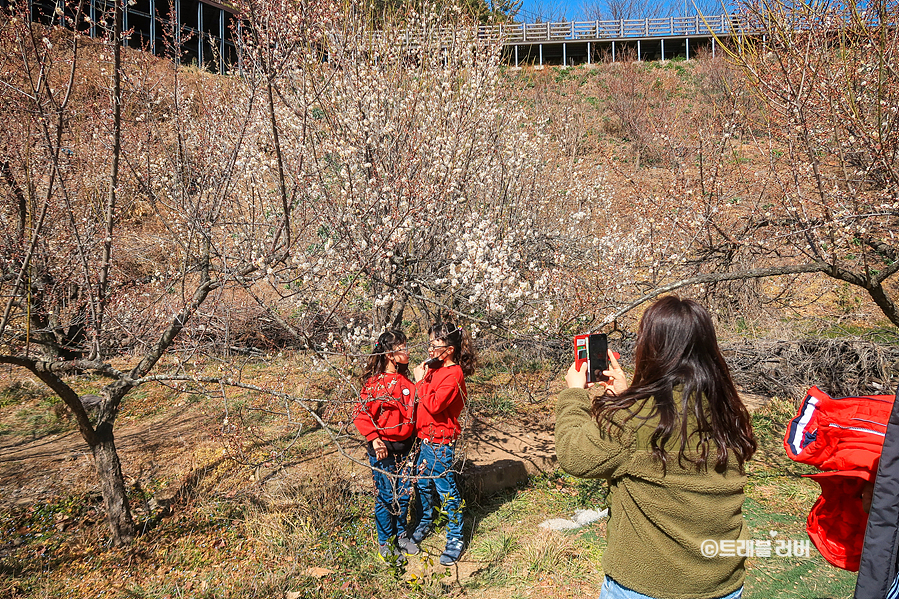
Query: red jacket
354 372 416 443
784 385 895 571
416 364 467 444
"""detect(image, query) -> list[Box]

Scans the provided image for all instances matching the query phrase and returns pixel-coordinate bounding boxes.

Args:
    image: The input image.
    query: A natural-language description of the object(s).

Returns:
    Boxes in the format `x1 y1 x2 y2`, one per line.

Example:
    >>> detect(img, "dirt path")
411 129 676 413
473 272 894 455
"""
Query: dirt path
0 391 764 509
0 407 211 508
0 404 556 508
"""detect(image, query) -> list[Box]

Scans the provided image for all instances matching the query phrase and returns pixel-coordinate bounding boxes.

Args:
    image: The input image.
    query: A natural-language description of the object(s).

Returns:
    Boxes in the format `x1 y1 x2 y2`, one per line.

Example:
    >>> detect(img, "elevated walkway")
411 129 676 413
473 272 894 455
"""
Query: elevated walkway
485 15 747 65
17 0 749 71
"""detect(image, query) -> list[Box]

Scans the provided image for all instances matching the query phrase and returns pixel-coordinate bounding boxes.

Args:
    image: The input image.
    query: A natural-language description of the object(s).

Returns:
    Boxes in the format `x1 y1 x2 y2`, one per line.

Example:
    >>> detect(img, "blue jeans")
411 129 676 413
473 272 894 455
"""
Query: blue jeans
600 576 743 599
369 452 414 545
415 440 463 542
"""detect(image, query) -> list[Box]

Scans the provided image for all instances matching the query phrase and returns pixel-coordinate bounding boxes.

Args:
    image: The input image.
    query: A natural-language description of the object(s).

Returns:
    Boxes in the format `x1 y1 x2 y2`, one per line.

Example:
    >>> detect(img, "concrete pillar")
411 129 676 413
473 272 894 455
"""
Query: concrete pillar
539 44 543 66
197 0 202 66
219 7 225 73
661 38 664 60
149 0 155 52
237 20 244 76
174 0 181 63
587 42 591 65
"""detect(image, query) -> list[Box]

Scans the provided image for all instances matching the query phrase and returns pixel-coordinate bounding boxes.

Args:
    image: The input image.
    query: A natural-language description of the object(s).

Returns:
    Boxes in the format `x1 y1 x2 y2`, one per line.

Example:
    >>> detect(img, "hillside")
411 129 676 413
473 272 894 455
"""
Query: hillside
2 5 898 597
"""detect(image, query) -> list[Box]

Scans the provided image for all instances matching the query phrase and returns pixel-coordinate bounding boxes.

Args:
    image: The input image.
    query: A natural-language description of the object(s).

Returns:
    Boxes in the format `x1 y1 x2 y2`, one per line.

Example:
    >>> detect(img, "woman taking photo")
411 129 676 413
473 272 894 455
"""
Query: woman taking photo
556 296 756 599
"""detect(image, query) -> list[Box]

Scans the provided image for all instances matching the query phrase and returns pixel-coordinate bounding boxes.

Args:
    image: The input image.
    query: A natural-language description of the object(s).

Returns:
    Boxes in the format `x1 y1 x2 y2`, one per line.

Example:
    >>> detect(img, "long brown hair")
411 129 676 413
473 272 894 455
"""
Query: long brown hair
360 329 408 383
430 322 477 376
591 296 756 473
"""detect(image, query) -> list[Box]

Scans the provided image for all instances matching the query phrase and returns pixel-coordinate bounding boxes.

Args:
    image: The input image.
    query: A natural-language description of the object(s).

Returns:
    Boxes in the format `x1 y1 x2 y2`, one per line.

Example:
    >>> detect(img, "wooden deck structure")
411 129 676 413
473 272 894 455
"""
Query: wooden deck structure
17 0 752 71
483 15 750 65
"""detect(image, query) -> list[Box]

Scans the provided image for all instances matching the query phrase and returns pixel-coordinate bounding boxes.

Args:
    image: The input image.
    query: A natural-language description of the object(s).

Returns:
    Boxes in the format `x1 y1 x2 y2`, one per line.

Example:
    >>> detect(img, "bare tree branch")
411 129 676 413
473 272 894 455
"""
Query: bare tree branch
600 263 829 326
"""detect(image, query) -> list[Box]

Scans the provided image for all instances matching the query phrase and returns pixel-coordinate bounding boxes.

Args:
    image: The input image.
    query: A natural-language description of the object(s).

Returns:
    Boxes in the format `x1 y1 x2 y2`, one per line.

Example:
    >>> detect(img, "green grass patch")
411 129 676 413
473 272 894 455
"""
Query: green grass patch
468 391 517 417
0 380 48 407
0 395 73 440
743 497 856 598
819 323 899 344
462 475 606 596
742 394 857 597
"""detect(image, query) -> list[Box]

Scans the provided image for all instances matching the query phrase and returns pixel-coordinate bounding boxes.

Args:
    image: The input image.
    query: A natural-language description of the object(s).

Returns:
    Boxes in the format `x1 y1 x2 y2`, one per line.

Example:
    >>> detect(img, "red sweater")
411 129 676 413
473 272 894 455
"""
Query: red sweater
354 372 416 443
416 364 467 444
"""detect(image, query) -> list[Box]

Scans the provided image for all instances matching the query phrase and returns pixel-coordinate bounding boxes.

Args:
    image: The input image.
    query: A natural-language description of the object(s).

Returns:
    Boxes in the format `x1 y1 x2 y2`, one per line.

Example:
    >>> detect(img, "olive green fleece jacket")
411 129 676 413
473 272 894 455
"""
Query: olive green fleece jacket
555 387 748 599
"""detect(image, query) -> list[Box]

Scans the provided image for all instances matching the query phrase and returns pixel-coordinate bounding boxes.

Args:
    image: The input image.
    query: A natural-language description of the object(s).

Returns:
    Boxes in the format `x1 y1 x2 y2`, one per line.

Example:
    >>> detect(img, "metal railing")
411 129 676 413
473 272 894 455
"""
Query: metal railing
493 14 750 43
388 14 753 46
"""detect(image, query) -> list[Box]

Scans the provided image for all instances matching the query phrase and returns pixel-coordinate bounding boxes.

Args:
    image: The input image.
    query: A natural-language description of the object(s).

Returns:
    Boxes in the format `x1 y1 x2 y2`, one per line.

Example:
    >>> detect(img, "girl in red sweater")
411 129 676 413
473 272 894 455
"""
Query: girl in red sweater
411 322 477 566
353 329 419 562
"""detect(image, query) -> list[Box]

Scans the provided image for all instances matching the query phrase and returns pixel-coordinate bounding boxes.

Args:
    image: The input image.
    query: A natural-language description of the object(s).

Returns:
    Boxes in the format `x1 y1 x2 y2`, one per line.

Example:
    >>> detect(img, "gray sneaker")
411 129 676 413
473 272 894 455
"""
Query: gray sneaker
411 524 430 544
378 543 406 566
397 533 420 555
439 538 464 566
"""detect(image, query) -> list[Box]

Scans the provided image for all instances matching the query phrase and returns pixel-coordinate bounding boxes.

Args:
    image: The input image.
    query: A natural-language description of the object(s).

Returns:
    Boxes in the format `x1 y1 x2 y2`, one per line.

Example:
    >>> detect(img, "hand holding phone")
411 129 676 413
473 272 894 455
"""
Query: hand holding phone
574 333 608 384
602 350 628 396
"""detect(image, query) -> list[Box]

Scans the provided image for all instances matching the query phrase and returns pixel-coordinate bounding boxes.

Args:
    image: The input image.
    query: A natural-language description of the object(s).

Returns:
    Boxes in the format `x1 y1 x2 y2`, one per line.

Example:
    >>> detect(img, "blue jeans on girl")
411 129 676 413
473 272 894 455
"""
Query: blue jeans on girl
414 440 463 543
600 576 743 599
369 451 413 545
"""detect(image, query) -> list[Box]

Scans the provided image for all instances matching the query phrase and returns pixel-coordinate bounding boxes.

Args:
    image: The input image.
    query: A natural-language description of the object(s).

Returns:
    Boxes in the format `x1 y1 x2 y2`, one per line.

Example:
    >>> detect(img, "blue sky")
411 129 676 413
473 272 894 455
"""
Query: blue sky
515 0 730 23
515 0 585 22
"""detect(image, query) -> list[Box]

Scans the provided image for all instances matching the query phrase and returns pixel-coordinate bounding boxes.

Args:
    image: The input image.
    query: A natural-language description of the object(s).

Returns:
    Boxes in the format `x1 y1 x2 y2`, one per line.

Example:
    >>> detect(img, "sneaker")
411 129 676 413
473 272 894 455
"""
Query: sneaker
397 533 420 555
378 543 406 566
410 525 430 545
439 539 464 566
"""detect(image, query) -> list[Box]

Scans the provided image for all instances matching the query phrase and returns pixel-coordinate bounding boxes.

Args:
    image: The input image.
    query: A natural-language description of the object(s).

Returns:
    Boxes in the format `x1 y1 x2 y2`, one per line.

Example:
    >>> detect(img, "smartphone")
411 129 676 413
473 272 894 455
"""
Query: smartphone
574 333 608 384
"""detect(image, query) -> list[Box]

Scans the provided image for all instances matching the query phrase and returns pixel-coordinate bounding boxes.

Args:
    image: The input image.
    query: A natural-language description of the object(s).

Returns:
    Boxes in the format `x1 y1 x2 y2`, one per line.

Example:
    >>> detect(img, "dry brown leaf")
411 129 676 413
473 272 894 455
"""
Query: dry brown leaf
303 567 334 578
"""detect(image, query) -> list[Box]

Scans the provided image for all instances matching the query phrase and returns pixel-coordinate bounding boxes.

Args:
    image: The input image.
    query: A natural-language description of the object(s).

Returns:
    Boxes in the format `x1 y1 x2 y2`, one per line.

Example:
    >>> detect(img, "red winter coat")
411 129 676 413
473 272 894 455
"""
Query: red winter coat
354 372 416 443
784 385 895 571
416 364 467 444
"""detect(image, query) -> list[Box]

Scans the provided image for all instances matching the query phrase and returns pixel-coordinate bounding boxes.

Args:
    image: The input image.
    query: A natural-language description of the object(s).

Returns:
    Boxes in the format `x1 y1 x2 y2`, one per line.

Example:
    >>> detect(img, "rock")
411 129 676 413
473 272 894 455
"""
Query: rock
539 508 608 531
538 518 581 531
573 508 608 526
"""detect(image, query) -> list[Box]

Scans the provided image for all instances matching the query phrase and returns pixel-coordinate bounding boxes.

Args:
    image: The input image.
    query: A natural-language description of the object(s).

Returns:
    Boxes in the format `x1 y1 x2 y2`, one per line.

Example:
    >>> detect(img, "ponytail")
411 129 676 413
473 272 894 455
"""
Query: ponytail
360 329 409 383
430 322 477 376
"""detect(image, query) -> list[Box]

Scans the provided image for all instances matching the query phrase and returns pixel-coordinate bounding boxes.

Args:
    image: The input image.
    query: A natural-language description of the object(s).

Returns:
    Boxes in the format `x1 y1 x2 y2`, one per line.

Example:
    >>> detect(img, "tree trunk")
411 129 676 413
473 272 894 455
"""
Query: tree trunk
0 159 27 244
390 292 407 330
91 424 135 547
866 282 899 328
